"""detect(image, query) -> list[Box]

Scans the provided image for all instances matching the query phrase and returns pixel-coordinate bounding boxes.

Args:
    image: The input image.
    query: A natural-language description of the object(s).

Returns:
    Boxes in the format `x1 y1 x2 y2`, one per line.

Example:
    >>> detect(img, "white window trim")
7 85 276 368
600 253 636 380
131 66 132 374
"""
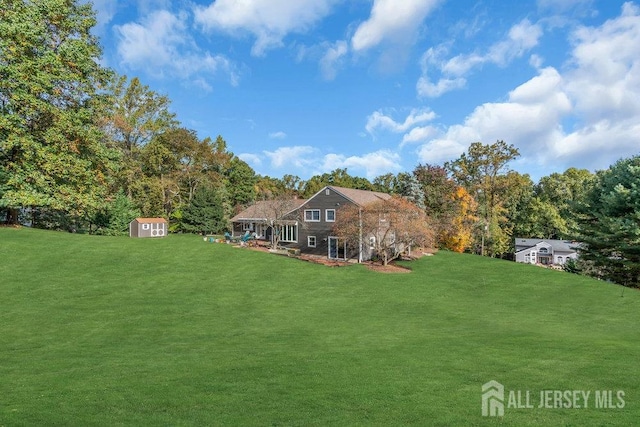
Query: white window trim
304 209 321 222
280 224 298 243
307 236 317 248
325 209 335 222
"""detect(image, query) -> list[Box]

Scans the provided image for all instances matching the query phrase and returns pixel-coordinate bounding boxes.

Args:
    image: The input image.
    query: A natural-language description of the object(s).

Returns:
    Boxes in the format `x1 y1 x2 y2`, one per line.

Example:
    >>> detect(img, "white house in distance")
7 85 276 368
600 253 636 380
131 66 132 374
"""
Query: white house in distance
514 238 580 266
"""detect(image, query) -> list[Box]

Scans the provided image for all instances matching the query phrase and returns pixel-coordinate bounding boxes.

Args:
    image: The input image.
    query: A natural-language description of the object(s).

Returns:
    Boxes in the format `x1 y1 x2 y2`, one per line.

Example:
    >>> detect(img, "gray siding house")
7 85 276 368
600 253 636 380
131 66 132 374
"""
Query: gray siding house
293 186 391 261
514 238 580 265
231 186 392 261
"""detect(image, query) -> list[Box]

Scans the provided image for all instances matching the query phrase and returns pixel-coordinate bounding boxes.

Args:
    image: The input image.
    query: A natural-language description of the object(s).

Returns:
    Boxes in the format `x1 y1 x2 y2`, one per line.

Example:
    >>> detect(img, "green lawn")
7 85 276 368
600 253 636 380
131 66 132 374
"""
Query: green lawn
0 228 638 426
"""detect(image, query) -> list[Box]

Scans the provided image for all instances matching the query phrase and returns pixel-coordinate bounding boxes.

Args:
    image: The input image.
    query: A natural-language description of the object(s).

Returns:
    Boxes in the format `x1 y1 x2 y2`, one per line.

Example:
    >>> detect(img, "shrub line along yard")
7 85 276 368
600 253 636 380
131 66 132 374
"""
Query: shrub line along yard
0 228 638 425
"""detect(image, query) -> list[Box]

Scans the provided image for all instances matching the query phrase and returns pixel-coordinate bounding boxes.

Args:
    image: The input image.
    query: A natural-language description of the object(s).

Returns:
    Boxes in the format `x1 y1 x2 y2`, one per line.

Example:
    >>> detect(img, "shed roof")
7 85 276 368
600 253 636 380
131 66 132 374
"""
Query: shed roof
133 217 167 223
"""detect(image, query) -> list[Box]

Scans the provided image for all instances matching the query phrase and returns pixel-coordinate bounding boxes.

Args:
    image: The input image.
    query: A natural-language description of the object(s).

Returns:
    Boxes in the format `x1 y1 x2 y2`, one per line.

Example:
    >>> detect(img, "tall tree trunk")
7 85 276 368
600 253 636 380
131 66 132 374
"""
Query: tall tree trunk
6 208 18 225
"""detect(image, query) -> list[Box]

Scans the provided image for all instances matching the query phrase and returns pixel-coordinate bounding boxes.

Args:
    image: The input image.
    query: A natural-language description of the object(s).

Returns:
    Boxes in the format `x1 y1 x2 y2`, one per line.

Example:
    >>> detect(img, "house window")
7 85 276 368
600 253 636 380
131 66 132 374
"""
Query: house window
524 254 530 263
539 247 549 253
280 224 297 242
369 236 376 249
325 189 330 195
308 236 316 248
557 256 564 264
304 209 320 222
243 222 253 231
326 209 335 222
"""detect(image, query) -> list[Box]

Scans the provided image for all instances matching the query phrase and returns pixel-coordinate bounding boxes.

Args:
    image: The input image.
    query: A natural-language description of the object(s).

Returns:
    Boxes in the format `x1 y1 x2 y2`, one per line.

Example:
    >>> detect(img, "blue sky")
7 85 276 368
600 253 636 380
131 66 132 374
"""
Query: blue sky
91 0 640 182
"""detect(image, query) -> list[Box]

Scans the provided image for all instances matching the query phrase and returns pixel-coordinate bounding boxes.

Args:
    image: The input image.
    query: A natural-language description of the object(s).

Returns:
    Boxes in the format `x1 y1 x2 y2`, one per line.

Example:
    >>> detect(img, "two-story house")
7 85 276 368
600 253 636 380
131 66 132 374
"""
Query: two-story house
231 186 392 261
514 238 580 266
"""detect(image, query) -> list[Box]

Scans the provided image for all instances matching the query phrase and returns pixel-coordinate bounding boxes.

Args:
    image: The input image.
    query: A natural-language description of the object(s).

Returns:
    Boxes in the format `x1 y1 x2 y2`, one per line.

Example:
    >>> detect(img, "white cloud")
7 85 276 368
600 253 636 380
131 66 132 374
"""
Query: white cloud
238 153 262 167
487 19 544 65
366 108 436 134
417 139 469 165
351 0 441 52
446 19 543 72
89 0 117 33
268 131 287 139
529 54 544 68
565 2 640 123
194 0 337 56
320 150 402 179
401 126 439 146
263 146 318 169
320 40 348 80
259 146 401 179
417 67 571 165
417 4 640 174
115 10 239 88
418 19 543 98
416 76 466 98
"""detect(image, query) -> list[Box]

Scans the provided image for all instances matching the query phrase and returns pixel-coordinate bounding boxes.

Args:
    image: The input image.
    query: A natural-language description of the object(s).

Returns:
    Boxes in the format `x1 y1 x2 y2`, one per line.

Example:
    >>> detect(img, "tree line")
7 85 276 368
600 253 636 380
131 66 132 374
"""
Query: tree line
1 1 638 287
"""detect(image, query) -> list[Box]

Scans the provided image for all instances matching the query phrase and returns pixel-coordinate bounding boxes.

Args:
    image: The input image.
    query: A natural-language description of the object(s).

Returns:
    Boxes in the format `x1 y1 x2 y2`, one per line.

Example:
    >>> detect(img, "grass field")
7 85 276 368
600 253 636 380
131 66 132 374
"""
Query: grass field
1 227 638 426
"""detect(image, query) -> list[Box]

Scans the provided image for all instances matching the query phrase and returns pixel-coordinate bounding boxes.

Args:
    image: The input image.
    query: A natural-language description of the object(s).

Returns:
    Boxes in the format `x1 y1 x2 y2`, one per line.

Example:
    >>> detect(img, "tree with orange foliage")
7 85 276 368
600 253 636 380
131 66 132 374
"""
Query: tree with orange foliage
333 196 434 265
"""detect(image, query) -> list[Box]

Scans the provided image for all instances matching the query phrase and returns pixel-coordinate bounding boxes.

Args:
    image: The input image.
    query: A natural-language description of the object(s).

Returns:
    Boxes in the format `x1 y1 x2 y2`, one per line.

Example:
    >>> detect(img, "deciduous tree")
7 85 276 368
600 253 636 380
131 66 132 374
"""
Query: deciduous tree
333 197 433 265
0 0 117 224
446 141 520 256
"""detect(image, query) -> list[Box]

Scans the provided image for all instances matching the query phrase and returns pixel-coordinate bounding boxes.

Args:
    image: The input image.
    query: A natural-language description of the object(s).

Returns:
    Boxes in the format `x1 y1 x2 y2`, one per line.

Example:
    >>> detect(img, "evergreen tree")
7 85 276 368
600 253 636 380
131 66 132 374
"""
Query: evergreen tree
92 191 141 235
575 156 640 288
396 172 425 209
182 185 226 235
225 157 256 207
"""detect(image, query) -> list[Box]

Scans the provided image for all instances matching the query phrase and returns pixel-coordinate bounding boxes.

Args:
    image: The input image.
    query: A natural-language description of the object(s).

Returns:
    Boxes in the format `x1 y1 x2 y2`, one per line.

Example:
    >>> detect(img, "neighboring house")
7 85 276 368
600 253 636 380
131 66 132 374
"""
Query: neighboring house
129 217 168 238
514 238 580 265
230 186 393 261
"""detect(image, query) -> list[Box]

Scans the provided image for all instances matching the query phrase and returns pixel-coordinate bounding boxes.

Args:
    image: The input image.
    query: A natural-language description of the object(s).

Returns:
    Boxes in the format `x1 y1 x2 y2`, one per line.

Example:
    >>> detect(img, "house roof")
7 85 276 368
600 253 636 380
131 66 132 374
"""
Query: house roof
324 186 392 206
514 238 580 253
231 198 307 222
133 217 167 223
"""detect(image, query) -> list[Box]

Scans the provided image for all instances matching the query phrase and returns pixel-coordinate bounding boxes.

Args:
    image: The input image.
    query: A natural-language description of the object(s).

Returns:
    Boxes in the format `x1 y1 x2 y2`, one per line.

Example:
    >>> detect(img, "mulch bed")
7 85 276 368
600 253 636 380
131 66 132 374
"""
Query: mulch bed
363 262 412 273
240 241 430 273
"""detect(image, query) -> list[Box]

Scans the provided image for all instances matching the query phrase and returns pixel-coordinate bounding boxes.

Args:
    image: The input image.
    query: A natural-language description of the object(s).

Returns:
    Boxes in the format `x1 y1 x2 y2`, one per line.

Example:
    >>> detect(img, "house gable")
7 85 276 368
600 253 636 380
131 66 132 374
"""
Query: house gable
294 186 394 260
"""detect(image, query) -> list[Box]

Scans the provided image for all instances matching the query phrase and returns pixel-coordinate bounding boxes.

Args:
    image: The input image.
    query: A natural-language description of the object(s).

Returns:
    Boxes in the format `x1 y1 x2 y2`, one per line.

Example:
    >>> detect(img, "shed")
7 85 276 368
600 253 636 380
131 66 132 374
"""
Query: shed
129 217 168 238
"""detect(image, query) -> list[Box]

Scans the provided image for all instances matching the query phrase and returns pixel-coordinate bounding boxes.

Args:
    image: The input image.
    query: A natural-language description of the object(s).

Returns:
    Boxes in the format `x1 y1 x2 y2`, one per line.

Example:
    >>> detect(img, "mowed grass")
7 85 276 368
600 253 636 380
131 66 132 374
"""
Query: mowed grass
0 228 638 426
